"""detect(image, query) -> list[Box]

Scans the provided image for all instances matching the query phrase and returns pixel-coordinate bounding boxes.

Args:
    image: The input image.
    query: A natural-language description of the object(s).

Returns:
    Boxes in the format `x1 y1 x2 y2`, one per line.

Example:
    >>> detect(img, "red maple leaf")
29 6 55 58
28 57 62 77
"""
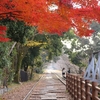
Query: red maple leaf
0 26 10 42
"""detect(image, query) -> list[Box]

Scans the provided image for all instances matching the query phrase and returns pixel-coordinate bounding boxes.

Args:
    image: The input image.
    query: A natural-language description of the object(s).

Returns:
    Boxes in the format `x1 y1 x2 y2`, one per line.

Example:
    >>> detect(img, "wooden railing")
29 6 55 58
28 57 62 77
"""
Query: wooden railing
66 73 100 100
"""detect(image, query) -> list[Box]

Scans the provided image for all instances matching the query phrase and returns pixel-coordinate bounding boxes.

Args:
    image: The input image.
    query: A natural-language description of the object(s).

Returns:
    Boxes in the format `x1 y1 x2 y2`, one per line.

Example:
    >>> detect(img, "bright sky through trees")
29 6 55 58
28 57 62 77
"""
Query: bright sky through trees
61 40 71 49
48 4 58 11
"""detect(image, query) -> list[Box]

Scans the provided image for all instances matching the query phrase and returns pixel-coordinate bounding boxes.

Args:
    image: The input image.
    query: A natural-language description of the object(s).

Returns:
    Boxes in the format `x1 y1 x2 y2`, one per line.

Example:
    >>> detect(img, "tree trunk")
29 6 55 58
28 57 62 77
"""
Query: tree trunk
30 67 33 80
14 52 23 83
14 43 23 83
13 43 29 83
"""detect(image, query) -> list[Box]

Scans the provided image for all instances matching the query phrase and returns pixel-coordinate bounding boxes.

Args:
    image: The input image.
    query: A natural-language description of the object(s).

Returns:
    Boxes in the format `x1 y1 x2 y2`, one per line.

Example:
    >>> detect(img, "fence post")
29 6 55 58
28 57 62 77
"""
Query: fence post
80 78 82 100
70 75 72 95
69 75 72 95
80 78 85 100
67 74 70 92
72 75 74 97
77 76 79 100
92 82 98 100
74 75 76 100
66 73 68 90
85 80 90 100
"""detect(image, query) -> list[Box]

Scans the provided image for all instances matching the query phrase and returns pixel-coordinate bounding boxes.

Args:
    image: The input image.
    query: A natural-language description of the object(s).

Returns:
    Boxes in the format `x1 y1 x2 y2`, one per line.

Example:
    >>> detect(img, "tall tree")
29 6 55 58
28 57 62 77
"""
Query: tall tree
0 19 36 83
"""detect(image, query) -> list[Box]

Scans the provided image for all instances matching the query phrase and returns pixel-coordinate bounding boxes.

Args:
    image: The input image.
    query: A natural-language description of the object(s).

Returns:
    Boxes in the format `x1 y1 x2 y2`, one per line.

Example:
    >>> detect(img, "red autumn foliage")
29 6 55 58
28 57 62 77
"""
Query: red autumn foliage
0 0 99 38
57 0 100 36
0 26 10 42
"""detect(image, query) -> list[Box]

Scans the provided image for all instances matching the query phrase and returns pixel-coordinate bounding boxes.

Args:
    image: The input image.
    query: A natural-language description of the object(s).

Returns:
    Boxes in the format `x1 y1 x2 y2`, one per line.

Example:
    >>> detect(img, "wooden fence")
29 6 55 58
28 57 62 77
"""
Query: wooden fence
66 73 100 100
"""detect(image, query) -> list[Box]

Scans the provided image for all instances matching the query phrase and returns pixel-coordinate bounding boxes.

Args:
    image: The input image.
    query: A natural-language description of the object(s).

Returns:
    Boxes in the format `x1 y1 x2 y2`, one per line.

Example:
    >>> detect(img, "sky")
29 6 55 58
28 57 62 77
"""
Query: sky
61 40 71 49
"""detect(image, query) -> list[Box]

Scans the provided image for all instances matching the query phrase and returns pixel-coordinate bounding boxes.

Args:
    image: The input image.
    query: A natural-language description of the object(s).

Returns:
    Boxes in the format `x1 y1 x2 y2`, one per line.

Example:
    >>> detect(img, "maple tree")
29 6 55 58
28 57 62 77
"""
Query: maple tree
0 0 100 38
55 0 100 36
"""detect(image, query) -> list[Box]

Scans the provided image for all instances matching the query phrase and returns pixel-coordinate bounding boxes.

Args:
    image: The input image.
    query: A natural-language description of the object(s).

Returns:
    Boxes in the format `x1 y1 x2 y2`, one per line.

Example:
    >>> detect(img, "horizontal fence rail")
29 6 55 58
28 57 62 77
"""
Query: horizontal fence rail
66 73 100 100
